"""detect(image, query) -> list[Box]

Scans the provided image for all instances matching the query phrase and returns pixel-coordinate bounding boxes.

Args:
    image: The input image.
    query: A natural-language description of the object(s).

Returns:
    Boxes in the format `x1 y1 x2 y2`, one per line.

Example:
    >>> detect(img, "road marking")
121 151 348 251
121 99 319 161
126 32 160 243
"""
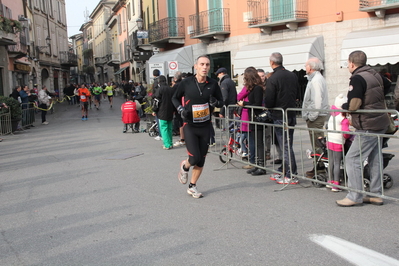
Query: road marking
310 234 399 266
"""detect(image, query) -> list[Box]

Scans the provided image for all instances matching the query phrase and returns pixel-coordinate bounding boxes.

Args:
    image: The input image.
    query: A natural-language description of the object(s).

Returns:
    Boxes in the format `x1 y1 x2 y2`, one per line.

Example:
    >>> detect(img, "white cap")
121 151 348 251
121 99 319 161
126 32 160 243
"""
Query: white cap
334 93 347 109
129 80 132 83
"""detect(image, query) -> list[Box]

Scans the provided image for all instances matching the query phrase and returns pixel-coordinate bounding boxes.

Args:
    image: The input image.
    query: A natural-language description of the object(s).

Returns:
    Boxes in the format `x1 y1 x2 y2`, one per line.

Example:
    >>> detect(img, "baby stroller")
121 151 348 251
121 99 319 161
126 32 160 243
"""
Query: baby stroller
219 119 248 164
307 137 394 191
147 120 159 137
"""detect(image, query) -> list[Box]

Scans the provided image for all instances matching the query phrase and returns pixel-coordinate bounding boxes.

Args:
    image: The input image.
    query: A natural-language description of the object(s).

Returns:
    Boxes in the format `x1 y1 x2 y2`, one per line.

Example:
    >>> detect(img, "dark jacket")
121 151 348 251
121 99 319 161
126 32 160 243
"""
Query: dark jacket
155 84 175 121
348 66 390 131
219 74 237 116
264 66 299 120
124 83 133 95
64 85 75 96
172 75 223 127
10 89 20 101
243 85 264 130
19 90 29 104
152 77 160 99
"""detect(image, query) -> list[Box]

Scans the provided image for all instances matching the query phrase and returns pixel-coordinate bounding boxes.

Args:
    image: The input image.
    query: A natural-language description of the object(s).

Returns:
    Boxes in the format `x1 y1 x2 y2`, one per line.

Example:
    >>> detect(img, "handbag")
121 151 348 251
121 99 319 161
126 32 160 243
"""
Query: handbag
152 98 160 112
386 114 396 134
255 109 272 123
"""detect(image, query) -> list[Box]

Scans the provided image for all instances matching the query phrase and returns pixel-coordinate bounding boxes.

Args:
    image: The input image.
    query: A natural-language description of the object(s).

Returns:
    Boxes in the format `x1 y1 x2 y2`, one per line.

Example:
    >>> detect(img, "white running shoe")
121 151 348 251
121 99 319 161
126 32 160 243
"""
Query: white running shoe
178 160 188 184
173 140 185 147
187 186 203 198
154 136 162 141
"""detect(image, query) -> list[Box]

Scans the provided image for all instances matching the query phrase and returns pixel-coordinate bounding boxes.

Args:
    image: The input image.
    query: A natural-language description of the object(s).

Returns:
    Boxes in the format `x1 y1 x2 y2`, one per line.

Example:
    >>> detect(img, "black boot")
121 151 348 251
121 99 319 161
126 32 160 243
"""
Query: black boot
251 160 266 176
252 168 266 176
247 167 258 174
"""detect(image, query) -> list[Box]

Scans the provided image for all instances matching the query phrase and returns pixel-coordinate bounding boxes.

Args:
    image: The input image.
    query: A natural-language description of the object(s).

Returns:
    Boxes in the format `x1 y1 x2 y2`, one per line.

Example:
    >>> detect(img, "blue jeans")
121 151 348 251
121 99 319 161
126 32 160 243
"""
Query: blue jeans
345 129 385 203
248 131 255 164
240 132 248 154
274 117 297 178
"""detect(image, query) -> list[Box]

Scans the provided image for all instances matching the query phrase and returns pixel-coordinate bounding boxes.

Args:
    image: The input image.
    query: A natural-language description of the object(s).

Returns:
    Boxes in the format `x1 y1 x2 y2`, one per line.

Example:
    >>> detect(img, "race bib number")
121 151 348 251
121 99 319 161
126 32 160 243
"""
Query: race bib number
192 103 210 123
80 95 86 100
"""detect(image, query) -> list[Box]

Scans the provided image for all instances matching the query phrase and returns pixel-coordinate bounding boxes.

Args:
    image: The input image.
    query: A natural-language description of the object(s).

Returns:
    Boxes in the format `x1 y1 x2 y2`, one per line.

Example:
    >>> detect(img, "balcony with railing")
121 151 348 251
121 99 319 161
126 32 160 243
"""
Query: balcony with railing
59 51 78 67
148 17 185 46
189 8 230 42
95 56 107 66
247 0 308 33
359 0 399 18
7 30 28 57
106 53 120 66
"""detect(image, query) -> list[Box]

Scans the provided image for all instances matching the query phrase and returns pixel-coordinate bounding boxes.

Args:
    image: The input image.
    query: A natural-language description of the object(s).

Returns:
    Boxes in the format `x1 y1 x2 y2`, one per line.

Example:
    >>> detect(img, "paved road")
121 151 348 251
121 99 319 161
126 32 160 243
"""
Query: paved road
1 96 399 265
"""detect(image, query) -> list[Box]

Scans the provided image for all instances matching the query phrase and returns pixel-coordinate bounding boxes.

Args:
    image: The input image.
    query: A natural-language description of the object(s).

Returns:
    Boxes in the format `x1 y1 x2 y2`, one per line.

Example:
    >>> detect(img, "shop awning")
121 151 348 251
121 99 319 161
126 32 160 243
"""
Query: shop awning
234 35 324 75
148 46 193 75
114 66 128 75
340 26 399 67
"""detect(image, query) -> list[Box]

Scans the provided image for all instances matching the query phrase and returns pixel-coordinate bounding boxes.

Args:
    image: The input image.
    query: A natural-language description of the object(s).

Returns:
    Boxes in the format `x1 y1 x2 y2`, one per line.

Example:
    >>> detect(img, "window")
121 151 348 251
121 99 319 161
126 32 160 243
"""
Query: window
127 3 131 20
37 25 42 45
152 0 156 22
132 0 135 16
41 0 46 13
120 43 124 62
118 14 122 34
270 0 294 21
49 0 54 17
33 0 40 10
122 9 126 31
124 40 128 61
57 1 62 22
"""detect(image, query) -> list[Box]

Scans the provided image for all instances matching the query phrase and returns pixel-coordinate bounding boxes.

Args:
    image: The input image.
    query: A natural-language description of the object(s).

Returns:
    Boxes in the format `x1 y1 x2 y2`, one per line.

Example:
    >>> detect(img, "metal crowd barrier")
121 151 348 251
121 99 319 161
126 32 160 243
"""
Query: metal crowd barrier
209 105 399 202
21 103 36 128
0 108 12 135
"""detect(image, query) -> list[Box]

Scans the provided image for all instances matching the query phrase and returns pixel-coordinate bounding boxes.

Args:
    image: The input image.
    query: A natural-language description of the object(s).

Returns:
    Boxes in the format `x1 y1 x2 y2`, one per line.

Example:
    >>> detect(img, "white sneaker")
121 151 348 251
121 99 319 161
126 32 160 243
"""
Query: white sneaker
173 140 185 147
178 160 188 184
187 186 203 198
42 121 49 125
154 136 162 141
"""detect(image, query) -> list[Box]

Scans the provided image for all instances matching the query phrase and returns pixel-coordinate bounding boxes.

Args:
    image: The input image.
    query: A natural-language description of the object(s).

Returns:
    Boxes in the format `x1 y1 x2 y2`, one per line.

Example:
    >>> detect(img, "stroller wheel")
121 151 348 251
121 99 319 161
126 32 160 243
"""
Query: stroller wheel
312 173 327 188
149 131 156 137
363 178 370 192
219 147 232 164
383 173 393 189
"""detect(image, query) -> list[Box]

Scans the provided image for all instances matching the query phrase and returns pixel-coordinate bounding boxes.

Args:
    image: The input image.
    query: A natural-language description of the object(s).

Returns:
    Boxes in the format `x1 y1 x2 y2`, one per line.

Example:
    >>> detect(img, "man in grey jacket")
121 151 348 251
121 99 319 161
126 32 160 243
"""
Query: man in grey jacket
302 57 329 177
336 50 390 207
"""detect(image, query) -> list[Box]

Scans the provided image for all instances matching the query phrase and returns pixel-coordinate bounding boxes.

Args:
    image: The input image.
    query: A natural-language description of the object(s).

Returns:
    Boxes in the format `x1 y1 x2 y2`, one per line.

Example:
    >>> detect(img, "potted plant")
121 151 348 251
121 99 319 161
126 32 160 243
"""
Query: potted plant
13 20 23 33
2 17 13 33
0 96 22 132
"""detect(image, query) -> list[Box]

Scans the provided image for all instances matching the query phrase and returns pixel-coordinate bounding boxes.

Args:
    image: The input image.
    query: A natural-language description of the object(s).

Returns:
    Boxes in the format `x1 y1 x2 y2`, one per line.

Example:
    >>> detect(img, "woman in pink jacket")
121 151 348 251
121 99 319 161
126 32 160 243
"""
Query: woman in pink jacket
237 86 251 166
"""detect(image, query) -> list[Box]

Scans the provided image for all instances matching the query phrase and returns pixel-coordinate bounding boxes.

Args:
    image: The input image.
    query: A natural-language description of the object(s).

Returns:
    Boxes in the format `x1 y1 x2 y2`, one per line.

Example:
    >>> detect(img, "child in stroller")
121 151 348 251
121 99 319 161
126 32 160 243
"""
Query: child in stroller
308 136 395 192
308 94 395 191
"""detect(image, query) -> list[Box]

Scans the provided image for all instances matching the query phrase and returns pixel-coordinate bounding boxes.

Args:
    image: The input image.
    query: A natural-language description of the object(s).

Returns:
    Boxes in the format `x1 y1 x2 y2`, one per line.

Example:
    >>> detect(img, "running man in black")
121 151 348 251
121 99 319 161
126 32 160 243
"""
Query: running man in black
172 55 223 198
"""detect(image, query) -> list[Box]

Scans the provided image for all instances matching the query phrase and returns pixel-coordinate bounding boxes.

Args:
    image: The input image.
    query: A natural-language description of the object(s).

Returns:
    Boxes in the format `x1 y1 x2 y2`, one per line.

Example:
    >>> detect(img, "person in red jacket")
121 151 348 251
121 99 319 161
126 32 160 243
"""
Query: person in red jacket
78 84 91 121
121 95 141 133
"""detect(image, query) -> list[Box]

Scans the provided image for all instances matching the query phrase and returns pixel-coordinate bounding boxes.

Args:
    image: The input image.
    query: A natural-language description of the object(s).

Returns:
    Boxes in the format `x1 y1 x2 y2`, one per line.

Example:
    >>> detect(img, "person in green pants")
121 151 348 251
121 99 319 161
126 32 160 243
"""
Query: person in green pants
153 75 176 150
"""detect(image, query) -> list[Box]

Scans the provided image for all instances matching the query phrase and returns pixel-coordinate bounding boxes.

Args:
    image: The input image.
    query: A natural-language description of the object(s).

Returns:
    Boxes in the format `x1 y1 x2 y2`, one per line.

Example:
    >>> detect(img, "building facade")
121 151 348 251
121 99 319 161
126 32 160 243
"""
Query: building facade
0 0 28 96
146 0 399 106
28 0 77 97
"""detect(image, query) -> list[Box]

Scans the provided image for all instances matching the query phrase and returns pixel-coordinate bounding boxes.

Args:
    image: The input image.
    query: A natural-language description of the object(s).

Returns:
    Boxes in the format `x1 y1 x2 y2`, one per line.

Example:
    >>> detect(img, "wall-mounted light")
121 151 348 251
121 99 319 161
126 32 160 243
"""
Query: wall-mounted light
45 36 51 46
136 18 143 30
